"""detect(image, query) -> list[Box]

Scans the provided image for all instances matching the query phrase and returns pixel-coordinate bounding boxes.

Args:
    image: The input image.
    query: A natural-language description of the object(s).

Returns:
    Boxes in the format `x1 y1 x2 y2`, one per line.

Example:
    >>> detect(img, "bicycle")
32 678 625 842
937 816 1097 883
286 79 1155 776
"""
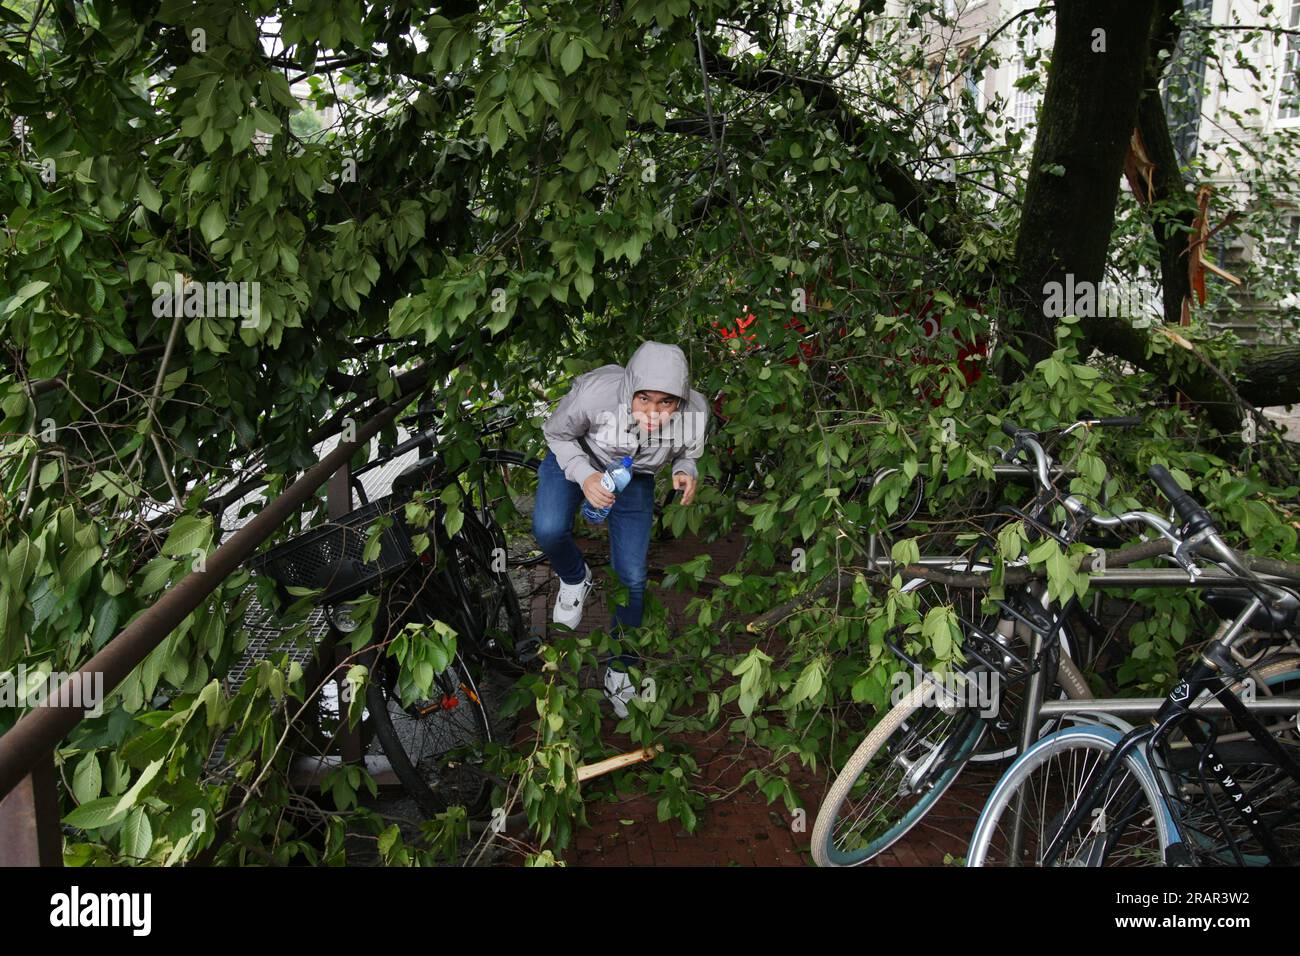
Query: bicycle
246 405 540 816
808 413 1299 867
966 456 1300 866
809 415 1136 865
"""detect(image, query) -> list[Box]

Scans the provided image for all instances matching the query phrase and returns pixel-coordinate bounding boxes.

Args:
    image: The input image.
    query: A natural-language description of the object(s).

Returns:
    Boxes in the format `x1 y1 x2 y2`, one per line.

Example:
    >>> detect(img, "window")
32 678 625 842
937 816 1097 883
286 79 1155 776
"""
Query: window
1011 61 1039 131
1162 0 1210 163
924 61 947 128
944 0 987 17
964 65 983 107
1280 0 1300 119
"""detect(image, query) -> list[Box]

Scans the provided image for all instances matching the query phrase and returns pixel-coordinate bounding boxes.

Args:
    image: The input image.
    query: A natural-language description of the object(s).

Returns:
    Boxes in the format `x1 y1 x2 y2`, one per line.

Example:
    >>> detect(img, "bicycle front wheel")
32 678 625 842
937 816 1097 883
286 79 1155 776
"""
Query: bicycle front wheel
811 681 985 866
967 725 1176 866
447 507 530 671
365 650 494 818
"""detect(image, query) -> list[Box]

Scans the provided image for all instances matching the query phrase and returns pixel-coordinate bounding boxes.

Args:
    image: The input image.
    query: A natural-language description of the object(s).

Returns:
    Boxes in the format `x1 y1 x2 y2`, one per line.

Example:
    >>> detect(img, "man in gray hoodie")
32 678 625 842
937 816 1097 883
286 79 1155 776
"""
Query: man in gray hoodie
533 341 709 716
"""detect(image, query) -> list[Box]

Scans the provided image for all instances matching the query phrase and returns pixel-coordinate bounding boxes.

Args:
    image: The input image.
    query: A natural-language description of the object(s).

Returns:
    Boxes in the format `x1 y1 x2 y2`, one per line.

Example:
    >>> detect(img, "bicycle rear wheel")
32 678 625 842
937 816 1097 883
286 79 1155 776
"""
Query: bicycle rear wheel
1161 656 1300 865
464 449 543 568
811 574 1000 866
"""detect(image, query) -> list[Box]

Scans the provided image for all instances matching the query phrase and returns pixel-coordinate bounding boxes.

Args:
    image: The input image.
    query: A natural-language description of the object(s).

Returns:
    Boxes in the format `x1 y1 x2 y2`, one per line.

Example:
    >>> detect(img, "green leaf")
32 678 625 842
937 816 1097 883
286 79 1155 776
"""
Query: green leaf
574 270 594 301
1027 537 1057 565
560 38 584 75
5 281 49 314
443 503 463 537
120 806 154 860
199 203 227 243
162 515 211 558
923 606 956 659
137 175 163 213
110 759 162 816
73 754 102 804
265 72 299 109
789 659 823 705
487 110 508 153
60 542 102 585
997 521 1024 562
63 795 130 830
378 824 401 856
533 72 561 108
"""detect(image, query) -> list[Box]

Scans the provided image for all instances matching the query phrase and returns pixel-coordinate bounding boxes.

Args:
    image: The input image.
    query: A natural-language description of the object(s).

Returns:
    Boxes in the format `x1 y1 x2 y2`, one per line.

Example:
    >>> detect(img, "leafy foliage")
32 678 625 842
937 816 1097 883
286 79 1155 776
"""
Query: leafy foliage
1 0 1296 865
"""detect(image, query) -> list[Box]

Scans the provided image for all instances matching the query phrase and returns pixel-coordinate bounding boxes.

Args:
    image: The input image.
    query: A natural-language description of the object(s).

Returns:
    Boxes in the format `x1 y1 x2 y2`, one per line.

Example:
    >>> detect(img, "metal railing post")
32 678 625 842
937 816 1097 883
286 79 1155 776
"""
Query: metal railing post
326 461 364 765
0 752 62 866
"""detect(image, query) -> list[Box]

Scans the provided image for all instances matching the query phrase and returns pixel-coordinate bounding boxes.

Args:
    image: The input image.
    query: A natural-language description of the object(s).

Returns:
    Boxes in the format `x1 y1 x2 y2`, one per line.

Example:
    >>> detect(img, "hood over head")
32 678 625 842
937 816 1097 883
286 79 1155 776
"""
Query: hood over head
620 341 690 411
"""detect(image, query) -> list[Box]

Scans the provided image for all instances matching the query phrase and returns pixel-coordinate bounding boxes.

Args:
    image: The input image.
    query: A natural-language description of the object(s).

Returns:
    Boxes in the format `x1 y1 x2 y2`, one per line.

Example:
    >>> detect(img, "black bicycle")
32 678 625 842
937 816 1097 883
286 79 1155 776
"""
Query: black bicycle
247 403 541 816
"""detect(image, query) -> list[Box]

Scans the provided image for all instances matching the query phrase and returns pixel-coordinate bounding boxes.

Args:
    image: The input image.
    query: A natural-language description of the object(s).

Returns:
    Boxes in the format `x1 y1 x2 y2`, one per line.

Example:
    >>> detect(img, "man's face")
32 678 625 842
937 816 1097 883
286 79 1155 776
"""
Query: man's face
631 390 680 432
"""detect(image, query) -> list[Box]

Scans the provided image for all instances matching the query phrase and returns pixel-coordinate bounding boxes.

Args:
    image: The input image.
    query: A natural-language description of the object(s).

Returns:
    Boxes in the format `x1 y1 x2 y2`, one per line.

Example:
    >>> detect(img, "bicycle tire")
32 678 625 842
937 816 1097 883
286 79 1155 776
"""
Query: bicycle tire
811 681 985 866
364 647 494 818
966 725 1177 866
465 449 545 568
446 507 530 672
1162 656 1300 865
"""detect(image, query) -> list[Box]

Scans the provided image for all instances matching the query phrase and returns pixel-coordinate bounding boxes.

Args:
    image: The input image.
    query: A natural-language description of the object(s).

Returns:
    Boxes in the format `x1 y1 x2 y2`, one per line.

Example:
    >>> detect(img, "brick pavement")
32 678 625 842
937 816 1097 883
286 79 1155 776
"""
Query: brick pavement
520 517 994 866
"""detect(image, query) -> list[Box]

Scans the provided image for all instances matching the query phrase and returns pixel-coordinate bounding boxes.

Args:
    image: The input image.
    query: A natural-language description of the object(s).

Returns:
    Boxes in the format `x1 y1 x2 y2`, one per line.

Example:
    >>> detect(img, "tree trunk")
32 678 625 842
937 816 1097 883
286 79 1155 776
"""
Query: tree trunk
1008 0 1159 370
1138 0 1198 327
1238 345 1300 408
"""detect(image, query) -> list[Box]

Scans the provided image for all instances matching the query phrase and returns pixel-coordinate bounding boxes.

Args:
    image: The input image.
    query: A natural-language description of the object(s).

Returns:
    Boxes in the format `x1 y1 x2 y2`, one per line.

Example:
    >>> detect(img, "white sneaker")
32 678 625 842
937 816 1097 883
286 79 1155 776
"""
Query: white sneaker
603 667 636 718
552 564 594 629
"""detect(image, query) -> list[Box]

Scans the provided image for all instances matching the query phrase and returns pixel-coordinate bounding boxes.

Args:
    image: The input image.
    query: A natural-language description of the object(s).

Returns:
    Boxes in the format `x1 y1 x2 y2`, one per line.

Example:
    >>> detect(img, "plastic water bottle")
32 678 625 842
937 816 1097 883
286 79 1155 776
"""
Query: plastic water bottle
581 456 634 524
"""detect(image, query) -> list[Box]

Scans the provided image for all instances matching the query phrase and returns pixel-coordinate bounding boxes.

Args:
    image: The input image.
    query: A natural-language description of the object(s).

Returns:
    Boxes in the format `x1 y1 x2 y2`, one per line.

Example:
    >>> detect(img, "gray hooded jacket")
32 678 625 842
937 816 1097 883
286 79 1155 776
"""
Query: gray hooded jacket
542 341 709 486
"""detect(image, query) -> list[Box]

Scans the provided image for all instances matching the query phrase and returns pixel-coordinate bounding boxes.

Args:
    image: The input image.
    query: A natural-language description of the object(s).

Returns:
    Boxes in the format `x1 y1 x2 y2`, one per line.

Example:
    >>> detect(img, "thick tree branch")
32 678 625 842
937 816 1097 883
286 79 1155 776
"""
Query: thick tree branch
1137 0 1197 327
699 42 967 253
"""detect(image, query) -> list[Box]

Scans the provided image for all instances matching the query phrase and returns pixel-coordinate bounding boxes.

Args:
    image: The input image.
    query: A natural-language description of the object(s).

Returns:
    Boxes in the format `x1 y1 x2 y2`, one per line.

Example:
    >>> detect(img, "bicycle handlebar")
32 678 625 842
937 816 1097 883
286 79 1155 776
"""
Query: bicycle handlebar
1148 464 1218 534
991 413 1292 605
999 423 1052 492
389 424 441 459
1062 467 1293 607
999 413 1142 496
1000 419 1030 441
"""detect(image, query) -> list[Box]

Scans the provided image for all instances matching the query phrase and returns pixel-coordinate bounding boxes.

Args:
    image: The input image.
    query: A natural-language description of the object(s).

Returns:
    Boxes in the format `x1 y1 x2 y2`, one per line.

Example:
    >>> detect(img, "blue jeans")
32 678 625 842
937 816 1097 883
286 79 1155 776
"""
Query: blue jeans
532 449 654 668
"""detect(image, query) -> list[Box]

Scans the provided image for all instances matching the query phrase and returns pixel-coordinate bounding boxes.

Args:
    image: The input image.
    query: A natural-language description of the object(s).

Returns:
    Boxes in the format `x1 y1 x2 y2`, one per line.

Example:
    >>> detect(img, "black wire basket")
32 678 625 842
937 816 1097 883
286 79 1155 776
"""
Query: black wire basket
246 494 420 605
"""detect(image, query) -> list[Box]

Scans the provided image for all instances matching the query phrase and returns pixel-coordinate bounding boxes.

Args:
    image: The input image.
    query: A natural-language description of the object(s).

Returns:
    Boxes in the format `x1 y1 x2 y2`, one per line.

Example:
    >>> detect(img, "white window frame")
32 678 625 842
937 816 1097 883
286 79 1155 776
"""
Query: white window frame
1276 0 1300 123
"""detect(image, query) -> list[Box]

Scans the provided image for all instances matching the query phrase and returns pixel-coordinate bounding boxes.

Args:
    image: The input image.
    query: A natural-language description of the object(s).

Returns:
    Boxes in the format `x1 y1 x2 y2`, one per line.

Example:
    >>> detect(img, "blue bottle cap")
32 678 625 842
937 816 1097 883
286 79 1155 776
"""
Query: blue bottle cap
621 456 633 467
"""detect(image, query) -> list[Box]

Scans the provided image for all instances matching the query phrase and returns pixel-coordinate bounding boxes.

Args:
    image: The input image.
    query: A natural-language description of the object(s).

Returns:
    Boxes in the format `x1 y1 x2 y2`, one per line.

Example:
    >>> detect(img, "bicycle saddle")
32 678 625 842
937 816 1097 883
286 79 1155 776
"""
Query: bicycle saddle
393 454 444 495
1203 587 1300 633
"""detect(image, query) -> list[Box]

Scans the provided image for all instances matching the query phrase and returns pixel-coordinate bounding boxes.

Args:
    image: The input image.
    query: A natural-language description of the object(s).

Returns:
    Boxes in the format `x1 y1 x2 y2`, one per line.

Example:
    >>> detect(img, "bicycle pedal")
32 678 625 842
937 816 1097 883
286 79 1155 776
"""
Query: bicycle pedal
515 634 545 664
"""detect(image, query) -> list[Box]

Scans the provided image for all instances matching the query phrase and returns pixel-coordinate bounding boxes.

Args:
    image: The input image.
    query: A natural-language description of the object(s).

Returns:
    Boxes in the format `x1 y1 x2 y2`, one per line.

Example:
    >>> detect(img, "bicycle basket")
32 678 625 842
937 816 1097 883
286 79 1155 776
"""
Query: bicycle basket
246 494 419 605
